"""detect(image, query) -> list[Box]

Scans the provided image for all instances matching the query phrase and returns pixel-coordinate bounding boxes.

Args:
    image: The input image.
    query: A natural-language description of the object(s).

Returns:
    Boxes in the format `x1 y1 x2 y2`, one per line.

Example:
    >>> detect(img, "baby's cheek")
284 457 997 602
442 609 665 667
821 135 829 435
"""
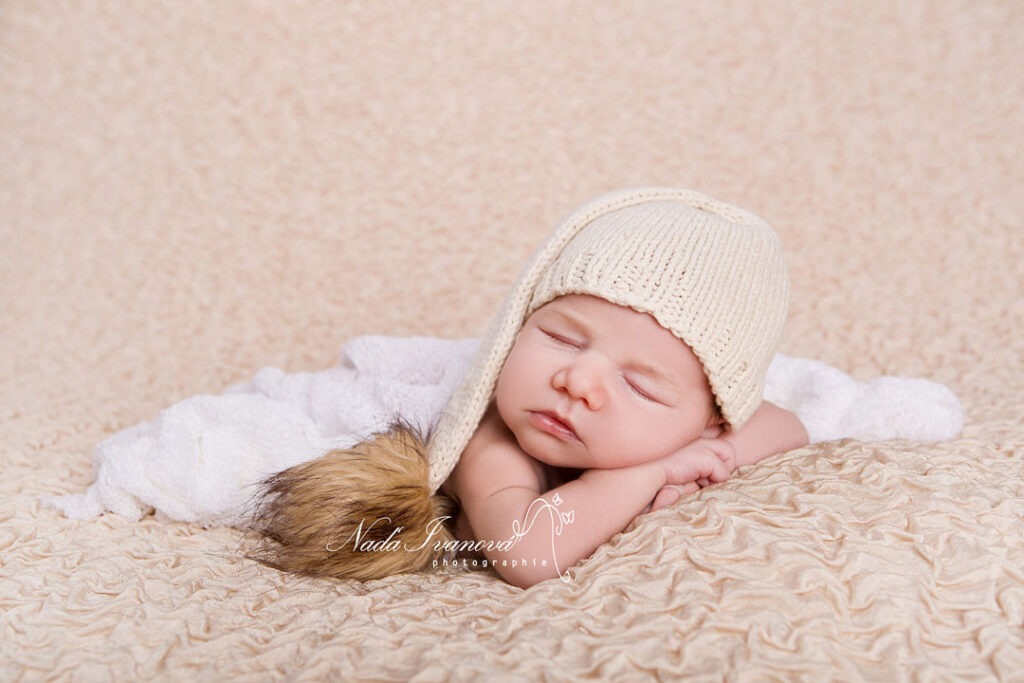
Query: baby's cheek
635 423 673 452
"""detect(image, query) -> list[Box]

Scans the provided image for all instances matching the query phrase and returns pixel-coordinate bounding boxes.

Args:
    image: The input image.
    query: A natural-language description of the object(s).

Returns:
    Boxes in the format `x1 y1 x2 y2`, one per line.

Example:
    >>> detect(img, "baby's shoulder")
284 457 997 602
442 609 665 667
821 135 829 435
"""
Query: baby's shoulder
447 407 547 502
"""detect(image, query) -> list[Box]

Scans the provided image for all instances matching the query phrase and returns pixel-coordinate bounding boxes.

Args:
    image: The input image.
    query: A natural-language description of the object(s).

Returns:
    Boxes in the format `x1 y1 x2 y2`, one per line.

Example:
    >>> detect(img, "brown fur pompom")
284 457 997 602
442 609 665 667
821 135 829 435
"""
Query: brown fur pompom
247 422 455 581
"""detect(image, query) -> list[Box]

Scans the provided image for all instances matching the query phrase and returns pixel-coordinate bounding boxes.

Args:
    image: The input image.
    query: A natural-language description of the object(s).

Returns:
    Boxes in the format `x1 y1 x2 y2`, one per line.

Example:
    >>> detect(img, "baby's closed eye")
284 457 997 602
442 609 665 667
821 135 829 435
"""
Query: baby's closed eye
540 328 582 349
624 377 659 402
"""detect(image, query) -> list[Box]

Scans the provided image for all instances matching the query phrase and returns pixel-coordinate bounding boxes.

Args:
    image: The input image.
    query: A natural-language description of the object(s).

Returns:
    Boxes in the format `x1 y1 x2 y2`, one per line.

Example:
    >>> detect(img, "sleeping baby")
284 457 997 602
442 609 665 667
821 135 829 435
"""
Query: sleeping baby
255 188 811 587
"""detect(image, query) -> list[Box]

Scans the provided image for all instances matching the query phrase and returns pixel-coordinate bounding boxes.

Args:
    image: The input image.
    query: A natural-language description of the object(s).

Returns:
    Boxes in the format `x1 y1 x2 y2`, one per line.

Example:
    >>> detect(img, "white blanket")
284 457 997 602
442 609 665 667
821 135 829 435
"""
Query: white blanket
44 337 964 528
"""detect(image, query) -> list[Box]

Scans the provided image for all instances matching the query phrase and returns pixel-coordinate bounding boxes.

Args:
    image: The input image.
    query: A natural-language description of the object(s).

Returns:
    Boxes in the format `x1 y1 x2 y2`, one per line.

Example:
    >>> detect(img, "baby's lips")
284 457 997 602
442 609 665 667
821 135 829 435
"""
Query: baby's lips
530 410 579 441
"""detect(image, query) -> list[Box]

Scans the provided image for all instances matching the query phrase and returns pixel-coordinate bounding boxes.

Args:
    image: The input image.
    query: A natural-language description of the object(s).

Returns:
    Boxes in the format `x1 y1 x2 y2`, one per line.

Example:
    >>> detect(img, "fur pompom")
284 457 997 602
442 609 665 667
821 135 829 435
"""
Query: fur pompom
248 422 455 581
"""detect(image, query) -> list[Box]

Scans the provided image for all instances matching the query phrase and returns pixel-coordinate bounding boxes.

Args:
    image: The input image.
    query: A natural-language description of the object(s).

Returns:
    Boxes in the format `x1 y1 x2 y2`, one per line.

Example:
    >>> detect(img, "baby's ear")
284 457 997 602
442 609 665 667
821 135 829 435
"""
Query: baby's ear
246 423 455 581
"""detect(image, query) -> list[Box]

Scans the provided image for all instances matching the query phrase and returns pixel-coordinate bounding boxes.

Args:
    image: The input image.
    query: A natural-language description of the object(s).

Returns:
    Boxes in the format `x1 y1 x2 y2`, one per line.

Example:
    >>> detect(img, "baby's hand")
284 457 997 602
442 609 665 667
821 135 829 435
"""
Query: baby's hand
661 437 736 485
649 438 736 511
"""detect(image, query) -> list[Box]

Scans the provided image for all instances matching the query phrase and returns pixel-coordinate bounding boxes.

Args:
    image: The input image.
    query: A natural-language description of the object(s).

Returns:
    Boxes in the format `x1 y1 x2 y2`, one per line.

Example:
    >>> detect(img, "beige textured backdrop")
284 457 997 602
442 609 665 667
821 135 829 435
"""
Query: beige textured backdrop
2 2 1022 680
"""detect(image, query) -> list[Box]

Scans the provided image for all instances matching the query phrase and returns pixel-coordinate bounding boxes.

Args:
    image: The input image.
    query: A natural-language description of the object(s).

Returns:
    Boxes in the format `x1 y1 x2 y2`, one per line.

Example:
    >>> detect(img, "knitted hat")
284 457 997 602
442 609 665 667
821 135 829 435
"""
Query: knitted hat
427 187 789 491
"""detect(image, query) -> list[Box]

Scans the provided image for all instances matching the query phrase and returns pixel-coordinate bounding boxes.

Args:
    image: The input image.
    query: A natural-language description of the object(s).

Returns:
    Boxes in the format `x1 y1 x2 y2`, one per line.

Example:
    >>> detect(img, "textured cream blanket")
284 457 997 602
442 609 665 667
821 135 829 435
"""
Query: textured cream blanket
3 2 1022 680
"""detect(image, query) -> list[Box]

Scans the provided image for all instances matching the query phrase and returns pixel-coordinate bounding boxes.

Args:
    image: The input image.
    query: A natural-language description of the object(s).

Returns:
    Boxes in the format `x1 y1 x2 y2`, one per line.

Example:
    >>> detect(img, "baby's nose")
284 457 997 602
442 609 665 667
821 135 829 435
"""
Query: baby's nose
554 356 607 410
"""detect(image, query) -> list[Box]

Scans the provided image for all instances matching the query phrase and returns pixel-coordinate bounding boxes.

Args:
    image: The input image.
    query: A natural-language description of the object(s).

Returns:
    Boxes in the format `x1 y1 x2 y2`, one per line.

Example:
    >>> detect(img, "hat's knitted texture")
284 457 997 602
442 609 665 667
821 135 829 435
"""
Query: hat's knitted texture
427 188 789 491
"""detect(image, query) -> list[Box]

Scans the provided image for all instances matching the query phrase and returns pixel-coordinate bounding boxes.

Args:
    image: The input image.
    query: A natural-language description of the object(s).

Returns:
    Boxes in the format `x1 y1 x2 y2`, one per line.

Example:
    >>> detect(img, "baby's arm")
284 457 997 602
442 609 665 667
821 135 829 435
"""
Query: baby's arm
721 400 808 468
447 416 732 588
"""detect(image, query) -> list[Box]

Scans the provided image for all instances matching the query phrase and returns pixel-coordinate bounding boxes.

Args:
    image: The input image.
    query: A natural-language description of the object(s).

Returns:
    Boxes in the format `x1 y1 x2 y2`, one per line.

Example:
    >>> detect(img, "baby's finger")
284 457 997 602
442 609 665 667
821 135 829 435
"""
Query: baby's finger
712 439 737 466
651 483 701 510
708 456 734 482
650 487 681 511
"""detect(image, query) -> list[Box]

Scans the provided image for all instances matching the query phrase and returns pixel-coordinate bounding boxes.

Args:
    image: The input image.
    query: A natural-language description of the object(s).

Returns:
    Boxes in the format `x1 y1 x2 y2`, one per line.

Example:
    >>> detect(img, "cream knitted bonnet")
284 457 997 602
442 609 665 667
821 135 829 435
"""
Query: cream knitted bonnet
427 187 789 491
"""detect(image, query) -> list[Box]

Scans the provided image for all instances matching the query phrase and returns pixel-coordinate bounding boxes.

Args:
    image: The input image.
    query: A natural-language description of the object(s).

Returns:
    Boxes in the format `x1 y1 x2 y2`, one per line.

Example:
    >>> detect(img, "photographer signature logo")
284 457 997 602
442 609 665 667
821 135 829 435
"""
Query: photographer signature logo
327 494 575 583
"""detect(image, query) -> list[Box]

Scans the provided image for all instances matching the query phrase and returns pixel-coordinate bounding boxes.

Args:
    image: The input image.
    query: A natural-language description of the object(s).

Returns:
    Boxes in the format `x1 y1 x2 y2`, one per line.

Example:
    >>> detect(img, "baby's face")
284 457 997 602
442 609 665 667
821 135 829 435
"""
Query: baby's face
495 294 718 470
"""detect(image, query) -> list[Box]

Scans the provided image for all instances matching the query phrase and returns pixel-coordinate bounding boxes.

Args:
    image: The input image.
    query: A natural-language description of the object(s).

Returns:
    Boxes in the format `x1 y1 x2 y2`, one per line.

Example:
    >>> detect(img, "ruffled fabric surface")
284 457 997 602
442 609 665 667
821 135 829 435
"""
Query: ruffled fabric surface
7 439 1022 680
3 2 1022 680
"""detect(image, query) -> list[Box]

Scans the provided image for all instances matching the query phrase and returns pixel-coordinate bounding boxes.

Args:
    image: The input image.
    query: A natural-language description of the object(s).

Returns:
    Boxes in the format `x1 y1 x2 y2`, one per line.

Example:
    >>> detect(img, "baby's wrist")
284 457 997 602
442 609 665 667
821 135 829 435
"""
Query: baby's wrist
625 459 671 491
580 461 667 495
